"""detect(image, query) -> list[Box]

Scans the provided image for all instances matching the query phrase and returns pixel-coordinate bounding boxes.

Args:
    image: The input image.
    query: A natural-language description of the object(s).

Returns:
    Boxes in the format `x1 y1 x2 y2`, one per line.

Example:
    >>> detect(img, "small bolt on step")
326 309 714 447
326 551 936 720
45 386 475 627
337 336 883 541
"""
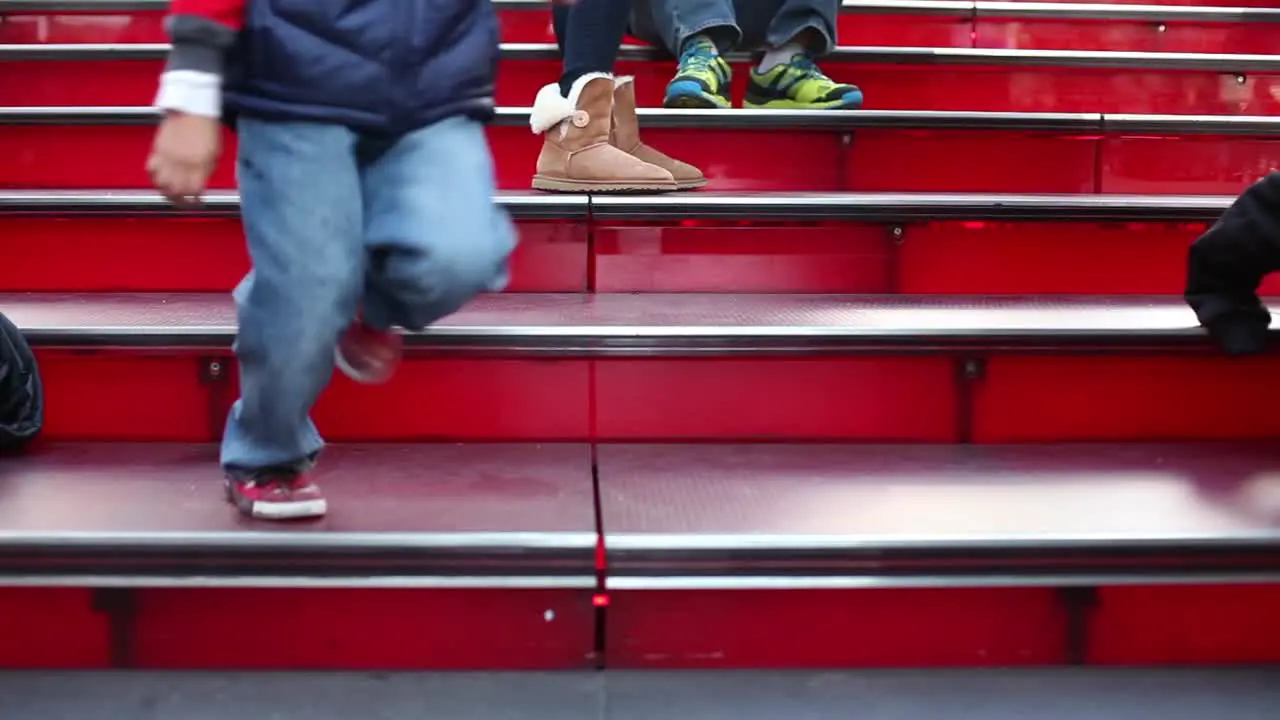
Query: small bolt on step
962 357 985 381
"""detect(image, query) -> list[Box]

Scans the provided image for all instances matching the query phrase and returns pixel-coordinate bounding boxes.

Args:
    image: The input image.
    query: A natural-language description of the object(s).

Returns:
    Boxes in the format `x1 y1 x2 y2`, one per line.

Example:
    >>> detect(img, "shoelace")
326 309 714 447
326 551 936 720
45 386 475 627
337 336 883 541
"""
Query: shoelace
679 43 720 75
247 473 297 494
786 55 836 85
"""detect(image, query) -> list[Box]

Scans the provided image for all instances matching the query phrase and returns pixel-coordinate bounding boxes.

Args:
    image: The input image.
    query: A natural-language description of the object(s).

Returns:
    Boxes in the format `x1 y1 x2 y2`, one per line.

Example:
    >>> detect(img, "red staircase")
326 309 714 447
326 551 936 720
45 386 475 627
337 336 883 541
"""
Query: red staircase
2 0 1280 711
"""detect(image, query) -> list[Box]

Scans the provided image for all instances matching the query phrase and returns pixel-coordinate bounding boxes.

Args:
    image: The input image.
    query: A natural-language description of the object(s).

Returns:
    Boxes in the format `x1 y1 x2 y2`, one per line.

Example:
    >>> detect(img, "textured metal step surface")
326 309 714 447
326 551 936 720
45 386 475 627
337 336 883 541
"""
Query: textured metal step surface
0 443 596 586
0 293 1238 352
5 441 1279 585
1 669 1277 720
599 443 1280 587
0 189 1234 221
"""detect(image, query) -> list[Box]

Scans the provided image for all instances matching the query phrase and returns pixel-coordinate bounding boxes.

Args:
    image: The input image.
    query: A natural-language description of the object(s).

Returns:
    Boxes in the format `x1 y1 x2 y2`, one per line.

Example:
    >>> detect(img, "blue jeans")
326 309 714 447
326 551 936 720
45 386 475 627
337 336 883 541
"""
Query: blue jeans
220 115 515 473
630 0 839 56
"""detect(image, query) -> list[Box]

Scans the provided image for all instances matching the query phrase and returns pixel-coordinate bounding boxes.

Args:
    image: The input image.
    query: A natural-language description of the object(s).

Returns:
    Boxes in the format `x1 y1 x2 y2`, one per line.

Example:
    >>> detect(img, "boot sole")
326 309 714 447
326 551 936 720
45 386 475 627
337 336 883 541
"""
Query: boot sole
664 94 731 110
676 178 707 191
532 176 678 193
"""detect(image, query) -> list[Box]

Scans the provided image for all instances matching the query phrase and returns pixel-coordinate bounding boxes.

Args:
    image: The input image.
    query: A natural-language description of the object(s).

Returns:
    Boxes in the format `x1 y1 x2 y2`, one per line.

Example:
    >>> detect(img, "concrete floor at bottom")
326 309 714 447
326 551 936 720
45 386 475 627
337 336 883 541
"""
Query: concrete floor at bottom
2 668 1278 720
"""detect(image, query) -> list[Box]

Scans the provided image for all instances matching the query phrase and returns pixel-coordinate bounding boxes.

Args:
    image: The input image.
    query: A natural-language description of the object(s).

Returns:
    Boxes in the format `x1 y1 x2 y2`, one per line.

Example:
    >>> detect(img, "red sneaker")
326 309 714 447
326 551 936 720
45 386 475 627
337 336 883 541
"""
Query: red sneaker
225 473 328 520
335 320 402 384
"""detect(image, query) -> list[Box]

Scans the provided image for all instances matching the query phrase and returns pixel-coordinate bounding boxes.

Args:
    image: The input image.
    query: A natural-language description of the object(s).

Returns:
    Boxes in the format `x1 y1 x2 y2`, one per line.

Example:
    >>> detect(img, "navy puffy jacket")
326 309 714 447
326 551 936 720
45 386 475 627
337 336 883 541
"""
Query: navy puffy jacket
162 0 499 134
226 0 499 132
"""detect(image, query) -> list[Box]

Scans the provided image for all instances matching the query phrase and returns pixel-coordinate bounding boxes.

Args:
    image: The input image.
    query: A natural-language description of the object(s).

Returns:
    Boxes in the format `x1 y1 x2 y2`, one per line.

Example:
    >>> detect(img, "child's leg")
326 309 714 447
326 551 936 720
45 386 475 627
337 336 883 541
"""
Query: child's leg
532 0 677 193
553 0 631 98
220 117 364 485
358 116 516 331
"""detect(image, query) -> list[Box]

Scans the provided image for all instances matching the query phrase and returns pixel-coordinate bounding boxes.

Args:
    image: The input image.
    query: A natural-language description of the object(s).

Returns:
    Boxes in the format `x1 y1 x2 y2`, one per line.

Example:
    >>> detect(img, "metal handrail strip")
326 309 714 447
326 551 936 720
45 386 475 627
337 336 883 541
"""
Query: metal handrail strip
9 105 1280 136
0 189 1232 222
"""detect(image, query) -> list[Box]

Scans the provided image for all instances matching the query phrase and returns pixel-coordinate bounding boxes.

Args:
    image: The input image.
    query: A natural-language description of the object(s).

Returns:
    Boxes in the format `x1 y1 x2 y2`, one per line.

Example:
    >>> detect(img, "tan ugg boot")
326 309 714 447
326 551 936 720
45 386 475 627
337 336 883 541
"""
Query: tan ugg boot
610 76 706 191
530 73 676 193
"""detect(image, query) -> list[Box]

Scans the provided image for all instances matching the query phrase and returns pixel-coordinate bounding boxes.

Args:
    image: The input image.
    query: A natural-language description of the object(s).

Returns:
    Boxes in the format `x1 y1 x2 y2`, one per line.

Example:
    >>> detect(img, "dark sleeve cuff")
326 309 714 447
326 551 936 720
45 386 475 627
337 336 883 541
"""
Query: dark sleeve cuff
165 40 227 77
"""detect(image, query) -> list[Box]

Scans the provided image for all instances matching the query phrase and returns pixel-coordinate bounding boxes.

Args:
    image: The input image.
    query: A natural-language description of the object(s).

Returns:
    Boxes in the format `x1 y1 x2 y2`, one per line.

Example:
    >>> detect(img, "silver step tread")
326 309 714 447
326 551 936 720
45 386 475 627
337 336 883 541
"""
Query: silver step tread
5 442 1279 586
600 443 1280 587
1 669 1276 720
1 292 1240 352
0 443 596 585
0 189 1234 221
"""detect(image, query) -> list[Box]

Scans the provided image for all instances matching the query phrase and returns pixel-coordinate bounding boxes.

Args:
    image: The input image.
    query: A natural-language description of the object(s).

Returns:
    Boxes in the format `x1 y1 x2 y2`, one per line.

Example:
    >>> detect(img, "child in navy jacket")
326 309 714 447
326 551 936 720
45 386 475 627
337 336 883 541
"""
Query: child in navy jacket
148 0 516 520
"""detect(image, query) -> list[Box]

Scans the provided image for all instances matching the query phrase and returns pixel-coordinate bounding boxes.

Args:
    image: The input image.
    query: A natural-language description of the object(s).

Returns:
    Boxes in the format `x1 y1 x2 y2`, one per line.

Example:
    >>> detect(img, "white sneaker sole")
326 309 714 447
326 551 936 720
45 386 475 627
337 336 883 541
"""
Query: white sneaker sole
225 480 328 520
250 497 328 520
334 347 391 384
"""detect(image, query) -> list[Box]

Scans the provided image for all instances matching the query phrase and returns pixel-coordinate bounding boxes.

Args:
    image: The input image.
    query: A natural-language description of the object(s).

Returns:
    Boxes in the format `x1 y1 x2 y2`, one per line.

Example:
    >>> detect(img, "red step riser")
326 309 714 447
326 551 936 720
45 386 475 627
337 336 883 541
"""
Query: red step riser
17 216 1280 296
0 125 851 193
0 587 596 669
0 11 561 44
976 21 1280 54
0 216 587 293
0 12 961 47
596 220 1213 294
2 124 1272 194
5 58 1280 115
5 584 1279 669
0 10 557 44
605 585 1280 668
31 352 1280 442
0 124 1088 194
7 10 1280 55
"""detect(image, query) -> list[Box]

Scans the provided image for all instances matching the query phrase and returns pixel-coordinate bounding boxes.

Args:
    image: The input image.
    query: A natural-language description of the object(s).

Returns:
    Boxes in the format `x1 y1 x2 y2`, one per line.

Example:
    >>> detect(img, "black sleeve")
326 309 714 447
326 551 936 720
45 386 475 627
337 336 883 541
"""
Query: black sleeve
1185 171 1280 355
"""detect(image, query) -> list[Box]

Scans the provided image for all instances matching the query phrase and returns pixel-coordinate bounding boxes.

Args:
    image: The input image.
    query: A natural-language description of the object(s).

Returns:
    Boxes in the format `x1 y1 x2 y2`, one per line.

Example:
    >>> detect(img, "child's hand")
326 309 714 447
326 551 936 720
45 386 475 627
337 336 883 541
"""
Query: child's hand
147 111 221 207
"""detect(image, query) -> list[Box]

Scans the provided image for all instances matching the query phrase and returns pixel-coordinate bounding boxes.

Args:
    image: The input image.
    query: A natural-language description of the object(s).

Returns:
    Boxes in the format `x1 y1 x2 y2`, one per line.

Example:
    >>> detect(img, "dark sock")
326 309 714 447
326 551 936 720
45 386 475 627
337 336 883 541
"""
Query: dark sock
553 0 631 98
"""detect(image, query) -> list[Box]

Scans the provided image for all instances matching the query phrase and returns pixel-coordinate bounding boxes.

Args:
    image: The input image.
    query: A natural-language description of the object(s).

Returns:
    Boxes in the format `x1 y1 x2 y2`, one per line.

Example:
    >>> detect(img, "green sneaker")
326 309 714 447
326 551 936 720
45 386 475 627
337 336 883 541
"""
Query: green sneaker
663 37 732 109
745 54 863 110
